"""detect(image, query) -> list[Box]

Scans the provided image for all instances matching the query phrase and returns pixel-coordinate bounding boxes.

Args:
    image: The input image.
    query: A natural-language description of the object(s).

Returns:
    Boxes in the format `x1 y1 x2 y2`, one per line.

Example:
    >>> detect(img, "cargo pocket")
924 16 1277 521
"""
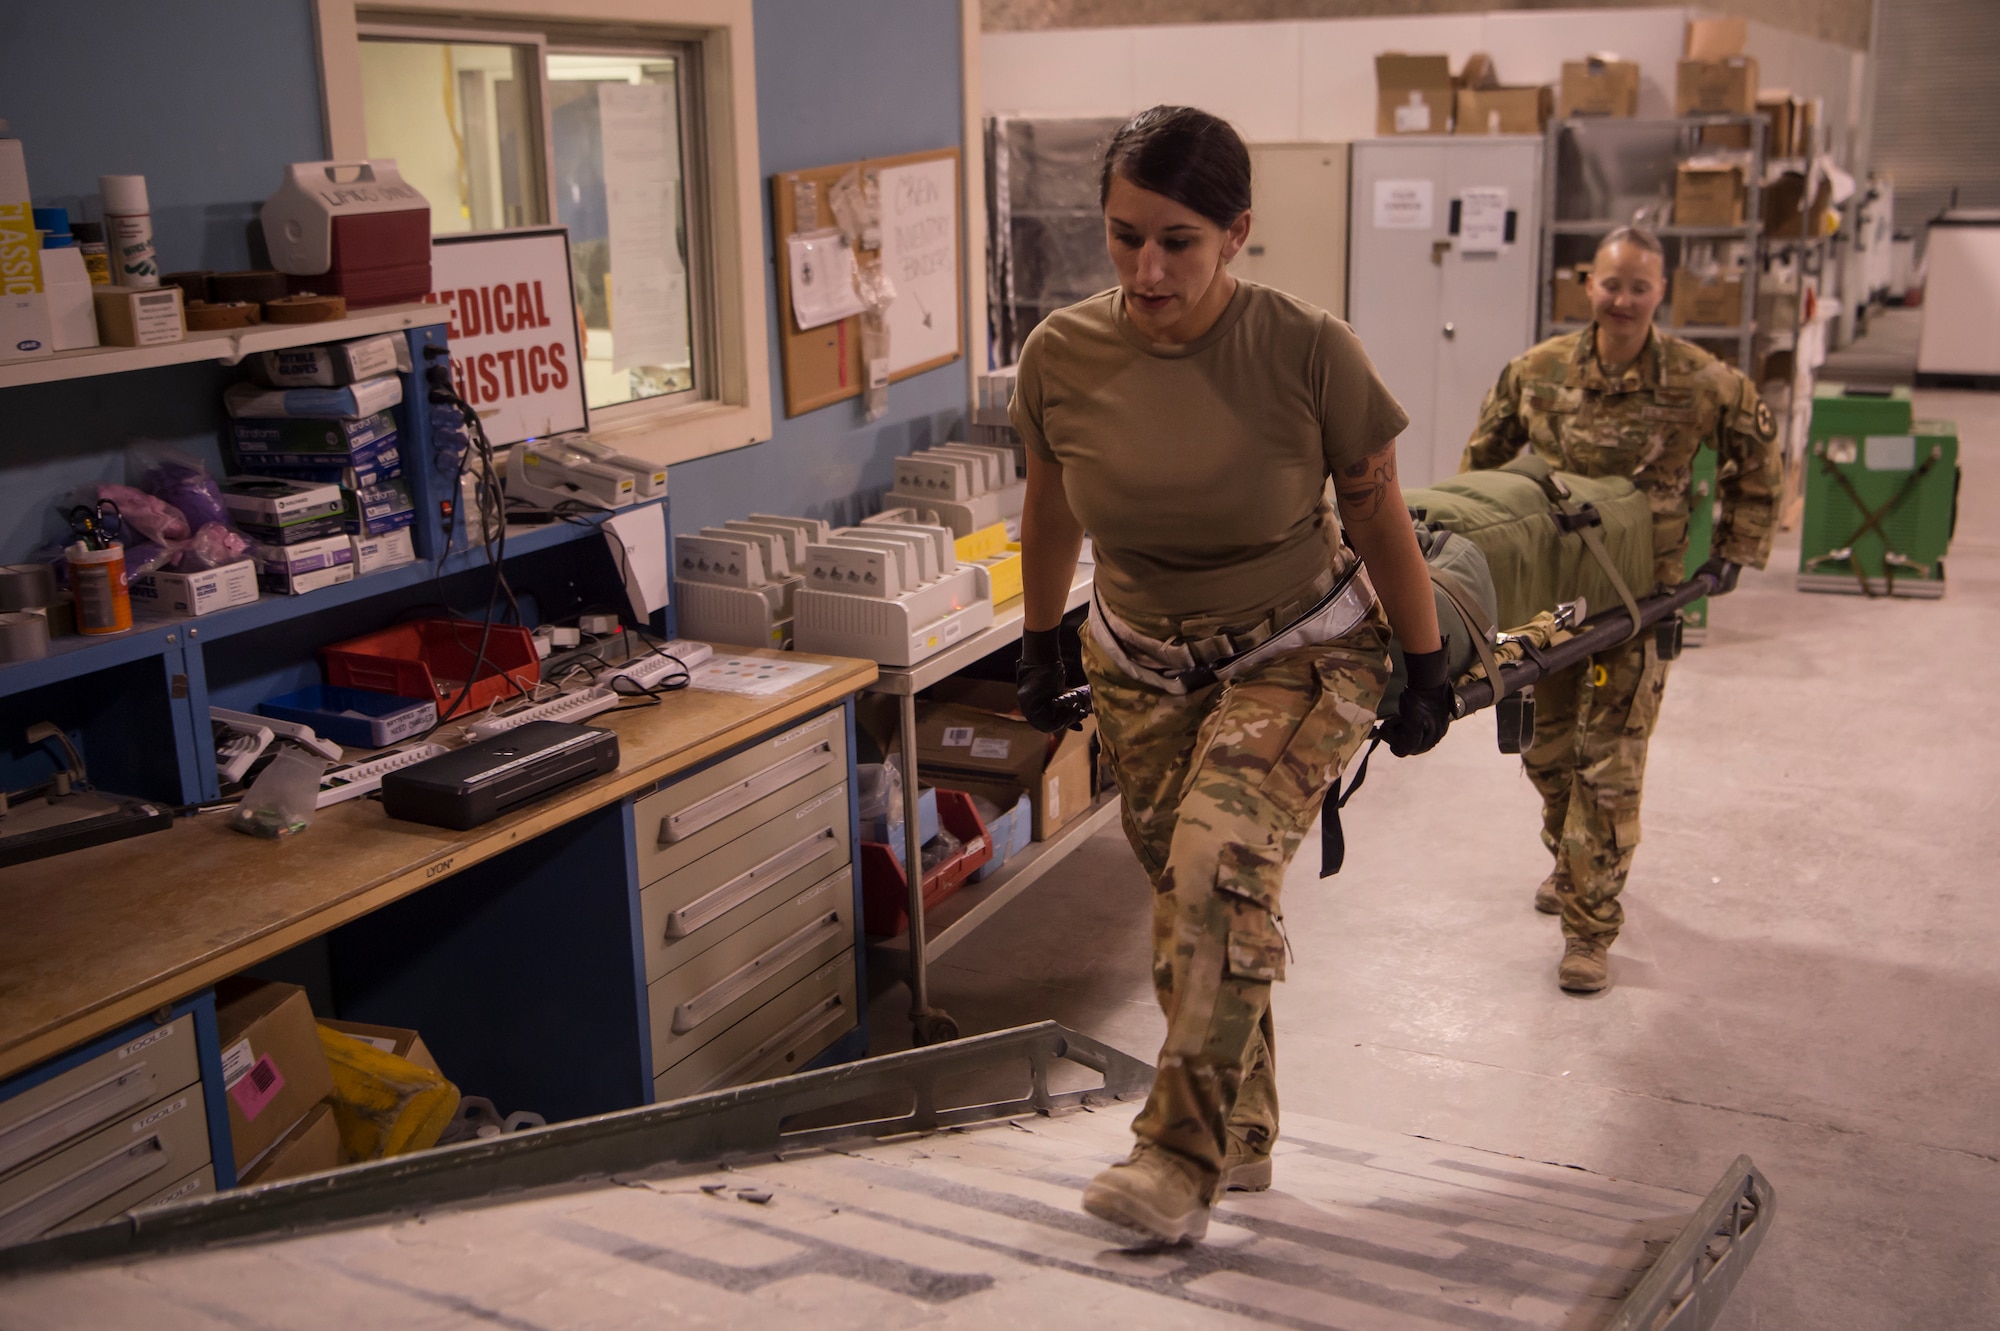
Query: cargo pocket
1256 648 1387 820
1223 898 1287 984
1623 637 1670 742
1611 811 1643 855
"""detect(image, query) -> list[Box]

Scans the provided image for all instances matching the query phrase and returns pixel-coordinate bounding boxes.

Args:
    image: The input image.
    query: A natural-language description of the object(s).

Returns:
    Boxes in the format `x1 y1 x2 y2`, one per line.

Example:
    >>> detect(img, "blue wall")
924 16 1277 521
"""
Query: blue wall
0 0 970 560
666 0 969 537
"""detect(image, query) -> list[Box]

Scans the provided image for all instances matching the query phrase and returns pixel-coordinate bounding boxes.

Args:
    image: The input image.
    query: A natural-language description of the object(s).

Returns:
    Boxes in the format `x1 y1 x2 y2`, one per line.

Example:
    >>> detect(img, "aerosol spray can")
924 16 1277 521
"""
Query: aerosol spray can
99 174 158 288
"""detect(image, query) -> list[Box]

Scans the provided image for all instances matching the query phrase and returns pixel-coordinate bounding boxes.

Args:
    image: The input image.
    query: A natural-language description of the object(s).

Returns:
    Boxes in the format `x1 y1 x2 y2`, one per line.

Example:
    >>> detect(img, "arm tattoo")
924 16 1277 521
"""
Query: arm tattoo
1333 444 1398 523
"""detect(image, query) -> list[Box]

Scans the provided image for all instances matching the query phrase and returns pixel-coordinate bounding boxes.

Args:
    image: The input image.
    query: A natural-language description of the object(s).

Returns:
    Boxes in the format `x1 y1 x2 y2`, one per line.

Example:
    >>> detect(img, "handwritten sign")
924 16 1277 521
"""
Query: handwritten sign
878 156 960 374
426 229 587 448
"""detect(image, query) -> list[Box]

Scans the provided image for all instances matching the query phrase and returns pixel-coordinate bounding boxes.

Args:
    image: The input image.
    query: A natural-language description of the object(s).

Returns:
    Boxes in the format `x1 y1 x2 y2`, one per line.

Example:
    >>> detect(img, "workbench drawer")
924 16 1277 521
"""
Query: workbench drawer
0 1082 211 1247
654 953 858 1101
633 710 846 869
638 784 851 983
0 1016 200 1179
55 1161 214 1237
647 875 853 1075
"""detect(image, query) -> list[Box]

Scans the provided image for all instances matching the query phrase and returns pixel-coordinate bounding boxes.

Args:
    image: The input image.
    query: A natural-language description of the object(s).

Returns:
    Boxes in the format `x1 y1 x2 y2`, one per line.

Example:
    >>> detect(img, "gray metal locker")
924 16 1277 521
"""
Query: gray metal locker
1347 138 1544 489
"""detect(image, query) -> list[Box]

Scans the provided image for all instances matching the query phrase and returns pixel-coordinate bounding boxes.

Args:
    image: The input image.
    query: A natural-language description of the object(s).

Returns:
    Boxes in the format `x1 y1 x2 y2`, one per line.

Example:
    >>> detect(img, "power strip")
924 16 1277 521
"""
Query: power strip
212 707 345 762
318 743 449 808
464 687 620 741
606 639 712 690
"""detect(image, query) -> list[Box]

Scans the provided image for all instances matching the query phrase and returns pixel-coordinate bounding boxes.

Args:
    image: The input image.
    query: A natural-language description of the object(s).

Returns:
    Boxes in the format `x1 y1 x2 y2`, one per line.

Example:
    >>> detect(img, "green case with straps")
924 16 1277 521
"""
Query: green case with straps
1681 444 1717 633
1403 458 1656 632
1797 383 1958 598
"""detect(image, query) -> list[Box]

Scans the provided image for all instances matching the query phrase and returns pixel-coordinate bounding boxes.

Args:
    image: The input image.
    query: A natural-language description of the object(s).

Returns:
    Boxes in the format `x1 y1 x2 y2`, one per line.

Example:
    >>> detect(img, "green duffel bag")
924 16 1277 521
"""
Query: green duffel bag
1378 522 1501 716
1403 455 1656 632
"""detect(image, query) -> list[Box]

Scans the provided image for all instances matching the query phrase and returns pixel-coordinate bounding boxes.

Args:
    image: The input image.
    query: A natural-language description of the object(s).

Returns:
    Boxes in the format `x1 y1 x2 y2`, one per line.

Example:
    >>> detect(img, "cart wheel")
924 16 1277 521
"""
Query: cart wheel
913 1011 961 1046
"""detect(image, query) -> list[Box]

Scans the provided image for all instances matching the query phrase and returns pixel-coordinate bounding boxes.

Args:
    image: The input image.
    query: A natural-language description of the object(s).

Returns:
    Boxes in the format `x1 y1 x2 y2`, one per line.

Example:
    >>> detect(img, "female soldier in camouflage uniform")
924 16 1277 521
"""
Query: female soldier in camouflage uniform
1011 106 1455 1244
1462 226 1780 993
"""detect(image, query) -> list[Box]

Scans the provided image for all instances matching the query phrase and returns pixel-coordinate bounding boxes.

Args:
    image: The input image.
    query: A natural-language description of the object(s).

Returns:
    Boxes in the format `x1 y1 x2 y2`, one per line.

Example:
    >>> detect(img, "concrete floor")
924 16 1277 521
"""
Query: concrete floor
872 384 2000 1328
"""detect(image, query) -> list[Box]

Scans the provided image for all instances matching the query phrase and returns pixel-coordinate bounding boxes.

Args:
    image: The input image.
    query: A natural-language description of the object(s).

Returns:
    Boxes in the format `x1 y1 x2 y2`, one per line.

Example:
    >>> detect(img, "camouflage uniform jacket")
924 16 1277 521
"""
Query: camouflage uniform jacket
1461 327 1781 588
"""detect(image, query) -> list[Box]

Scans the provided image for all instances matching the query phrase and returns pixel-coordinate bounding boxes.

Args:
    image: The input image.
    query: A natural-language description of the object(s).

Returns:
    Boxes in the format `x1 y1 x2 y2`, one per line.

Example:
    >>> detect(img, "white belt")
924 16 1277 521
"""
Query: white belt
1088 564 1377 696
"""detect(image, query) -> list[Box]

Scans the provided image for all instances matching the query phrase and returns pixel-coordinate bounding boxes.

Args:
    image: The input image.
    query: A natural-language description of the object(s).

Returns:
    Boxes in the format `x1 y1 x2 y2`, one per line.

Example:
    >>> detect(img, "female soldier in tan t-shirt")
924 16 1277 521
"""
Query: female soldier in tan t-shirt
1011 105 1453 1244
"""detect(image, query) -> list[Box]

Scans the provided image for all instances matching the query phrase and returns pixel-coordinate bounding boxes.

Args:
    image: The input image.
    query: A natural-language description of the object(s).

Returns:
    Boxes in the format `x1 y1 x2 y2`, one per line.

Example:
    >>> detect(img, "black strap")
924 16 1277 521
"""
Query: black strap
1319 733 1384 877
1817 448 1937 598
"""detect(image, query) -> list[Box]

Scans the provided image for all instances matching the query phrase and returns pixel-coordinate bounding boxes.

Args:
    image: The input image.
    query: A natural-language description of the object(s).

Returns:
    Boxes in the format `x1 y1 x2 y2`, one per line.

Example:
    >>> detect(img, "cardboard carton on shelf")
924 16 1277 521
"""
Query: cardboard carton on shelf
1671 271 1745 327
1675 161 1747 227
1375 54 1455 135
1558 58 1640 118
1552 267 1596 323
238 1100 342 1186
1759 92 1801 158
913 677 1098 842
1454 86 1553 136
1765 170 1833 239
1685 17 1748 60
317 1018 444 1076
215 978 339 1174
1677 56 1759 116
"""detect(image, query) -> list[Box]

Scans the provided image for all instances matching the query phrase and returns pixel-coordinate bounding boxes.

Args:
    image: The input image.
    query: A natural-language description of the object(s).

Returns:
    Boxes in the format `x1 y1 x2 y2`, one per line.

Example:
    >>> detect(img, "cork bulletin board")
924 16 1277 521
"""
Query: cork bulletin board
770 146 962 417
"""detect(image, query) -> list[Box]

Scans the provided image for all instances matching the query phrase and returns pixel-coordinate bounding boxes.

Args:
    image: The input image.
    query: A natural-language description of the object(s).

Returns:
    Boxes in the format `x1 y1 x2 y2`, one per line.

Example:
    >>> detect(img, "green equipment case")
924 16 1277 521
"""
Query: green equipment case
1797 383 1959 598
1681 444 1717 640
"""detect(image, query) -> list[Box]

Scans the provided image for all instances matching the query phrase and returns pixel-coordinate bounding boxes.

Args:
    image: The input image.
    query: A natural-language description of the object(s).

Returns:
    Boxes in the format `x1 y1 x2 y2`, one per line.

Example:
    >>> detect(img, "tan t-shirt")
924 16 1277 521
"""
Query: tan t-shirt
1011 280 1409 629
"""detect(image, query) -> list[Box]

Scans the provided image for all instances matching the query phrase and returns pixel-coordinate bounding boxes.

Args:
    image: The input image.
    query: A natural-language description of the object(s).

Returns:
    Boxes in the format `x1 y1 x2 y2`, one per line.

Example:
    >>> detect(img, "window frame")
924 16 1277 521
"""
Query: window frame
315 0 772 465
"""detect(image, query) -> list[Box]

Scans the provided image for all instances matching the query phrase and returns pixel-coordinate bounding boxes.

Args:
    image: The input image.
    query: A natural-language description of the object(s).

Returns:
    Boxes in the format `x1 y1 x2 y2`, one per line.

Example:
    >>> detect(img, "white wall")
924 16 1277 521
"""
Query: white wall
983 7 1859 162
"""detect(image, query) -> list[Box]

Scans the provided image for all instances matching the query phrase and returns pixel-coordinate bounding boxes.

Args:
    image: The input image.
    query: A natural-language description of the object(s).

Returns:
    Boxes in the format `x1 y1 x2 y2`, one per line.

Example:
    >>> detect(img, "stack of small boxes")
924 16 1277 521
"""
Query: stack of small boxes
224 333 419 594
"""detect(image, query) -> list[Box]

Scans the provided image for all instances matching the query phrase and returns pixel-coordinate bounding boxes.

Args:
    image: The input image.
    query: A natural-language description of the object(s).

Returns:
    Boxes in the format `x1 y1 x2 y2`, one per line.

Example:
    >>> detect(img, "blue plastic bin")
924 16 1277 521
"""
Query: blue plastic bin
259 685 438 748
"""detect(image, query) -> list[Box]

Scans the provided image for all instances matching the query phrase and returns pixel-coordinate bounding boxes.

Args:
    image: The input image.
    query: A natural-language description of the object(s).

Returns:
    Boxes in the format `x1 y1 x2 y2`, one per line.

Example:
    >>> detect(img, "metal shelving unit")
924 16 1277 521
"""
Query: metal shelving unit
864 566 1097 1045
1539 115 1768 373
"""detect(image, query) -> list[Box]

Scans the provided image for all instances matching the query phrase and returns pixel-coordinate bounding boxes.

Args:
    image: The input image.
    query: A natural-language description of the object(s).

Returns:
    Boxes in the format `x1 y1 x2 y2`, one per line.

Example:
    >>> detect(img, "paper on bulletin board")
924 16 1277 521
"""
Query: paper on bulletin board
1373 179 1434 229
878 157 959 374
604 504 670 619
1458 187 1509 253
787 229 867 331
599 82 689 374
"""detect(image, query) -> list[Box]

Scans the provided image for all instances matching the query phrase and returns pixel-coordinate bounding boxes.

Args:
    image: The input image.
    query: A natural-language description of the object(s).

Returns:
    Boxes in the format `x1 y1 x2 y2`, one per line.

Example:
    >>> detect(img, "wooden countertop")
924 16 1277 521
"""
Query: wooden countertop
0 650 877 1083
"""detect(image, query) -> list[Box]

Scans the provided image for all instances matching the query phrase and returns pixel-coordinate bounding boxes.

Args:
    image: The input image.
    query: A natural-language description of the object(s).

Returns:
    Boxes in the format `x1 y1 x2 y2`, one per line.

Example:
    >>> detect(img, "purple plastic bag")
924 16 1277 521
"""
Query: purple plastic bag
144 456 232 531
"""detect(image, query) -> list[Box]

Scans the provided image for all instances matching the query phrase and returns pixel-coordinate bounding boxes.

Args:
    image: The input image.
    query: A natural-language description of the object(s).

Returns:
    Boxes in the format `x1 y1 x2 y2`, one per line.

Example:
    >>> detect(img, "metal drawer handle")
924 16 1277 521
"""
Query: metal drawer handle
661 743 836 844
0 1064 158 1177
671 913 845 1035
699 994 848 1094
667 825 841 940
0 1133 170 1245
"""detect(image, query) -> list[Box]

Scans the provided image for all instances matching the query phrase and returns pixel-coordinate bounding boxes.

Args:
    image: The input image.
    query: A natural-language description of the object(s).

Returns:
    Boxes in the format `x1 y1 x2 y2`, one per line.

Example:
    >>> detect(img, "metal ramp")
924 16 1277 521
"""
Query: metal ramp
0 1023 1772 1329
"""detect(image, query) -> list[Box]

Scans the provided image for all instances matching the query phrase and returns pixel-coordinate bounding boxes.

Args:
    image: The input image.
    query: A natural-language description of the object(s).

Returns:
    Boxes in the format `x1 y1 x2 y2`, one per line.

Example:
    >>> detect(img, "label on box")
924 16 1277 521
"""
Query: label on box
126 289 183 344
229 1055 286 1122
1393 96 1432 133
351 527 417 575
220 1037 255 1088
232 411 398 455
942 726 974 747
970 737 1011 760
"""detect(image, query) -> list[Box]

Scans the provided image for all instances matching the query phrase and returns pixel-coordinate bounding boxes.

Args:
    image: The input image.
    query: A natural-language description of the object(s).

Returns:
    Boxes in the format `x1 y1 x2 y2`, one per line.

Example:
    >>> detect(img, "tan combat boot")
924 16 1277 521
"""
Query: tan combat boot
1083 1144 1212 1244
1558 935 1610 992
1535 866 1571 915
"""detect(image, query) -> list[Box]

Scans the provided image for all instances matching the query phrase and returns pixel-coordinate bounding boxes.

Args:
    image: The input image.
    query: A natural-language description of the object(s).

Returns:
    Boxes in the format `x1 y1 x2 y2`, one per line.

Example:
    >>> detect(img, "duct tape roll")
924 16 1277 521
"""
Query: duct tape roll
0 611 49 663
264 293 346 324
0 562 57 611
185 300 262 331
210 269 289 304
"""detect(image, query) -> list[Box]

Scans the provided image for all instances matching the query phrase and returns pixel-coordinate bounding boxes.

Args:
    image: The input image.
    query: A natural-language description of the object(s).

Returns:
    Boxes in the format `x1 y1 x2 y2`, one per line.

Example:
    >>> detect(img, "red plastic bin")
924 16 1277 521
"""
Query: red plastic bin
861 789 993 938
322 618 540 718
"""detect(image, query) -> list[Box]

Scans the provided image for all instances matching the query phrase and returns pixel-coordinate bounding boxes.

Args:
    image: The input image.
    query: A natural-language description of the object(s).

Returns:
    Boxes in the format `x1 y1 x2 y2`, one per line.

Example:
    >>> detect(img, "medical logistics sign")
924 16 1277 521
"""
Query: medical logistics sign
425 228 587 449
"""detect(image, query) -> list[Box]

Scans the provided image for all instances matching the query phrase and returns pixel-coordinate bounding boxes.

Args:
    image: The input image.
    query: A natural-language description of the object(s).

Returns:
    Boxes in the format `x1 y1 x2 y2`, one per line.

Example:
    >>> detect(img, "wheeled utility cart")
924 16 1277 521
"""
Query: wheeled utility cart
0 1023 1773 1329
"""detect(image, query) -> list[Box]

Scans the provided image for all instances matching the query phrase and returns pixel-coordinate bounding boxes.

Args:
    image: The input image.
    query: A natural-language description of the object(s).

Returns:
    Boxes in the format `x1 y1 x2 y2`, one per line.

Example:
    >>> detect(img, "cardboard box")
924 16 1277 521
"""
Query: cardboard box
231 410 399 457
235 436 404 491
1454 86 1552 135
254 532 355 594
239 1100 342 1186
350 527 417 576
1675 162 1746 226
1697 122 1754 151
914 678 1098 840
92 284 183 347
1764 169 1831 238
129 558 259 618
1559 59 1640 118
1685 16 1748 59
1759 92 1799 158
221 475 348 545
215 978 338 1173
1676 57 1758 116
1670 271 1744 327
259 332 411 387
317 1018 443 1076
1375 54 1455 135
343 478 416 537
1552 267 1595 323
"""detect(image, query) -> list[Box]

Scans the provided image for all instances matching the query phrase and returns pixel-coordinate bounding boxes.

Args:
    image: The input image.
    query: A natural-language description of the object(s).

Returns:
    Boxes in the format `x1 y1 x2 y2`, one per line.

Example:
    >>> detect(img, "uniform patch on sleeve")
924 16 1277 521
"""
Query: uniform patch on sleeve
1754 399 1777 440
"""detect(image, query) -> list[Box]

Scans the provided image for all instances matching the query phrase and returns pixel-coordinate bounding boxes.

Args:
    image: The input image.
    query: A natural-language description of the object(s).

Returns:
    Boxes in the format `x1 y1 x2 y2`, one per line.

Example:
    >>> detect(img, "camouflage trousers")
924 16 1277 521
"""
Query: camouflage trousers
1524 632 1671 943
1080 608 1390 1186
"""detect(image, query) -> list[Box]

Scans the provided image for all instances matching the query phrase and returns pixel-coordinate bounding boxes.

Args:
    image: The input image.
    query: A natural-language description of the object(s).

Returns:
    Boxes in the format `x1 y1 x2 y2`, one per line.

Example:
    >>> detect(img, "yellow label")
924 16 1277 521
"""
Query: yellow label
0 203 44 295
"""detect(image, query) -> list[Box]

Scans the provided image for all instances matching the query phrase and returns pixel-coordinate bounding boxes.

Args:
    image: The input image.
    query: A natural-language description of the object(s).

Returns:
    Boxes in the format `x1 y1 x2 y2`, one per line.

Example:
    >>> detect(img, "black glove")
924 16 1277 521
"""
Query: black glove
1384 645 1453 758
1696 556 1742 595
1016 627 1090 733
